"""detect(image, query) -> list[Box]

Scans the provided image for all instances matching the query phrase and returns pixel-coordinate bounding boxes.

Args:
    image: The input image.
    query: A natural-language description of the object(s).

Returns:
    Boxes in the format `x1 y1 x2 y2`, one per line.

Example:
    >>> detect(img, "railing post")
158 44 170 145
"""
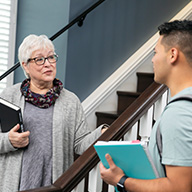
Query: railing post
139 106 154 142
154 91 168 121
72 179 85 192
108 184 115 192
124 122 138 141
88 163 102 192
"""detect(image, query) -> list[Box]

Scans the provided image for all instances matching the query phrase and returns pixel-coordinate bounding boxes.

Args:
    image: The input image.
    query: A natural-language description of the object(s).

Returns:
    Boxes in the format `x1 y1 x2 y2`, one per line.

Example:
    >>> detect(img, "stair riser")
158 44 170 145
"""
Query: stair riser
96 73 154 127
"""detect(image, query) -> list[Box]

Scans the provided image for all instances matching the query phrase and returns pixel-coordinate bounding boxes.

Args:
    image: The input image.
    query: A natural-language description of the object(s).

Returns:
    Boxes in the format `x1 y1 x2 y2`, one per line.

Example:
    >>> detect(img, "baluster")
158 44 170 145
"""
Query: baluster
108 184 115 192
124 122 139 141
88 163 102 192
72 179 85 192
154 91 168 121
139 106 154 142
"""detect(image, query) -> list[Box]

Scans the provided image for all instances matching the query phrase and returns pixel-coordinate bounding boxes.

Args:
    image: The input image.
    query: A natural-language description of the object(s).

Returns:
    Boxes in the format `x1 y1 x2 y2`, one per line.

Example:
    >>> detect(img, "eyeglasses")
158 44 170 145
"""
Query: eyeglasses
27 54 58 66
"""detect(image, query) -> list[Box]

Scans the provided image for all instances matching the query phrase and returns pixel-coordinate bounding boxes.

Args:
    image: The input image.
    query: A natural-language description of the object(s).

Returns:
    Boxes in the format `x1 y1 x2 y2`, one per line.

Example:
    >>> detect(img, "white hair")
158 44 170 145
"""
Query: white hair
18 34 55 78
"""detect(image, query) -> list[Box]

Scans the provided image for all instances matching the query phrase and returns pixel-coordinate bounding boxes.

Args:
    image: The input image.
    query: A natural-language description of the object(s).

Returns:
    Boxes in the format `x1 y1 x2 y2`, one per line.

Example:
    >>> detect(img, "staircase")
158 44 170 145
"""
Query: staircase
96 72 154 127
20 75 168 192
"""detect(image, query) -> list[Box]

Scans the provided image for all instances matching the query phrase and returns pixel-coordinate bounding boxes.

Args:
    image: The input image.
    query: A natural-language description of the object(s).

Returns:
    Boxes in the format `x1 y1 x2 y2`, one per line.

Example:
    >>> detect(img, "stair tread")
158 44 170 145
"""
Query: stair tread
117 91 141 96
96 71 155 127
137 72 154 76
96 111 119 117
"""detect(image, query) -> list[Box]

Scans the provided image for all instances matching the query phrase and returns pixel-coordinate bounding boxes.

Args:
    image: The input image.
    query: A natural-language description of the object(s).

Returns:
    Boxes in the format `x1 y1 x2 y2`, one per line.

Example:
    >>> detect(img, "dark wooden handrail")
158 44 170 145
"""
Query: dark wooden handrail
20 82 167 192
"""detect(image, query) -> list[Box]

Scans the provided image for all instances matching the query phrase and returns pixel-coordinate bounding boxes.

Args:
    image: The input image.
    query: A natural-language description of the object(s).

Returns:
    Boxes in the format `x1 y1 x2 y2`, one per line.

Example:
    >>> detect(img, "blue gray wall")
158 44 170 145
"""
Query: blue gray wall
14 0 70 84
65 0 190 100
14 0 190 100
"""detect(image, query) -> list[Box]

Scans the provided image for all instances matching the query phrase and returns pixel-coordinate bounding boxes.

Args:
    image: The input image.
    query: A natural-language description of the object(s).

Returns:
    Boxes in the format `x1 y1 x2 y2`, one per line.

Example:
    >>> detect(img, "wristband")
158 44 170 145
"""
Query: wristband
117 175 128 192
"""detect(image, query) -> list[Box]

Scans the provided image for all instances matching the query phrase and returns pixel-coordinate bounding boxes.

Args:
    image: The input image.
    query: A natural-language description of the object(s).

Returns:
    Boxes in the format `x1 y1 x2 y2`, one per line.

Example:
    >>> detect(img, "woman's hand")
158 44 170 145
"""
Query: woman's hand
101 124 109 134
99 153 125 186
8 124 30 148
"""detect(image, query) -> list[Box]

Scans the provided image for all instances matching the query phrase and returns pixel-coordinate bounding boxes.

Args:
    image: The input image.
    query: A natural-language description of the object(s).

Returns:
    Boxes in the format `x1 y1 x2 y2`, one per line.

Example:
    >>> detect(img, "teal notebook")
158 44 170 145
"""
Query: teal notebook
94 141 159 180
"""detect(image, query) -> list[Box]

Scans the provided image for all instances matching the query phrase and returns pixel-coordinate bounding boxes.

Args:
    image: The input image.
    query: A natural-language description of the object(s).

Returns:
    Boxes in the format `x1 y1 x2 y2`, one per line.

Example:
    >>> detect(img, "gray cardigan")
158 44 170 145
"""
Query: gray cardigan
0 83 102 192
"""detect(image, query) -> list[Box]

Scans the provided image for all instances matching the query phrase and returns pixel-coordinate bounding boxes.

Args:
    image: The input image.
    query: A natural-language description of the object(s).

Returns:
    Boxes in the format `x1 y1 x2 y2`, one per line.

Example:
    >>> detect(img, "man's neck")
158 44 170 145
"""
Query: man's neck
169 82 192 97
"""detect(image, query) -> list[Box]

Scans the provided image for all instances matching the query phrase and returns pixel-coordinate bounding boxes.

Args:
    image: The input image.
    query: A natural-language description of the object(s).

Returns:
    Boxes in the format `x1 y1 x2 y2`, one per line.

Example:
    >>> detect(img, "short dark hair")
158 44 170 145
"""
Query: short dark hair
158 20 192 63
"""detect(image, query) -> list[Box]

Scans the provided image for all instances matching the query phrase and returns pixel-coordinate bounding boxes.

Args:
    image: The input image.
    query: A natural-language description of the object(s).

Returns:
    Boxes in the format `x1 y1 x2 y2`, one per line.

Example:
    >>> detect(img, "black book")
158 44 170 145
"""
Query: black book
0 97 24 133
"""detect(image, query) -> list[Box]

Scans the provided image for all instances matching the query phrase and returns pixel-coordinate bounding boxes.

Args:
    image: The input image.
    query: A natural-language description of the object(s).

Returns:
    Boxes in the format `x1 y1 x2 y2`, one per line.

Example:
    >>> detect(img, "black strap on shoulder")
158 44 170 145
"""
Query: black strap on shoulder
156 123 163 161
156 94 192 175
168 94 192 104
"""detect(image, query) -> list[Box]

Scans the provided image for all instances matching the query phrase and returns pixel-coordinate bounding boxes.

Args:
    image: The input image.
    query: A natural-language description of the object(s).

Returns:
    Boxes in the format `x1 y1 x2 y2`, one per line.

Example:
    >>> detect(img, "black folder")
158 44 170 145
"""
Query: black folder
0 97 24 133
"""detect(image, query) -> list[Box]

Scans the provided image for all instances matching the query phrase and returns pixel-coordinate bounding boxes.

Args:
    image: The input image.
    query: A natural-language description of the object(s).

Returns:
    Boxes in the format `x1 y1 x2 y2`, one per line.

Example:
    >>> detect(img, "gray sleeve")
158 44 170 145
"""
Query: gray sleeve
74 99 102 155
0 132 17 154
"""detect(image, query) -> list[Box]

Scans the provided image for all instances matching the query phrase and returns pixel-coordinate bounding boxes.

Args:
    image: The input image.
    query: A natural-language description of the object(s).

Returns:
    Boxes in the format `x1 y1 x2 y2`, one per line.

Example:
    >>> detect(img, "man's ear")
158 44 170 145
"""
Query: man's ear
170 48 179 64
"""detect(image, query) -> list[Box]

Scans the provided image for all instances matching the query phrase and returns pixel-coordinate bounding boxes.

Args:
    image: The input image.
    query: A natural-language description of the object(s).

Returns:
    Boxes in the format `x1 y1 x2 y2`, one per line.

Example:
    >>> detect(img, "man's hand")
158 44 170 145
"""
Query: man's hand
100 153 192 192
99 153 125 186
8 124 30 148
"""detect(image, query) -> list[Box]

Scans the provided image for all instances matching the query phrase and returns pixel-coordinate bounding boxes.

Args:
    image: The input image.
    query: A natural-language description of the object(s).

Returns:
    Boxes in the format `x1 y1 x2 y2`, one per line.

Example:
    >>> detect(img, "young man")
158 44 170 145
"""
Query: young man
99 20 192 192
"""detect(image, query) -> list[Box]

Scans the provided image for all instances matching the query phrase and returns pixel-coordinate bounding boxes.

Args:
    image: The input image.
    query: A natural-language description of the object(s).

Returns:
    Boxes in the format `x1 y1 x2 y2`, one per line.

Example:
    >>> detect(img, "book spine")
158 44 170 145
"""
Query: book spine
18 110 24 132
142 145 159 178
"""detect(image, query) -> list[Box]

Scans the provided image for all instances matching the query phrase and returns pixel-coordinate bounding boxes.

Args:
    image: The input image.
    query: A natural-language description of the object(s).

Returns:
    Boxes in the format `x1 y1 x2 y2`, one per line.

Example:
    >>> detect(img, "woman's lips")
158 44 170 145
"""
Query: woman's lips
44 70 52 75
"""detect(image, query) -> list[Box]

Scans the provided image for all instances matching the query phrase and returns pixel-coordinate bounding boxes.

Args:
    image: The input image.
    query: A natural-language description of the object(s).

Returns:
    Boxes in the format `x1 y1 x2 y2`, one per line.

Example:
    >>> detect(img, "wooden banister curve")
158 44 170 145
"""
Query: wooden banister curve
20 82 167 192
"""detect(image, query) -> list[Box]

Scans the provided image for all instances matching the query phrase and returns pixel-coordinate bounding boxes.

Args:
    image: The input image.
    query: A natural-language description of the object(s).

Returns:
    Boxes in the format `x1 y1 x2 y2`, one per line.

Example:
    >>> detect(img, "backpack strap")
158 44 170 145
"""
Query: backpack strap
156 122 165 175
168 94 192 104
156 123 163 161
156 94 192 175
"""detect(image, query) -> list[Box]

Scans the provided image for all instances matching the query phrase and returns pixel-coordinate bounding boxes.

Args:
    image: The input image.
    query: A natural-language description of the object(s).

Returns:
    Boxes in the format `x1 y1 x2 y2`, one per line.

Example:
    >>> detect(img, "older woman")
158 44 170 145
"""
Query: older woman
0 34 103 192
